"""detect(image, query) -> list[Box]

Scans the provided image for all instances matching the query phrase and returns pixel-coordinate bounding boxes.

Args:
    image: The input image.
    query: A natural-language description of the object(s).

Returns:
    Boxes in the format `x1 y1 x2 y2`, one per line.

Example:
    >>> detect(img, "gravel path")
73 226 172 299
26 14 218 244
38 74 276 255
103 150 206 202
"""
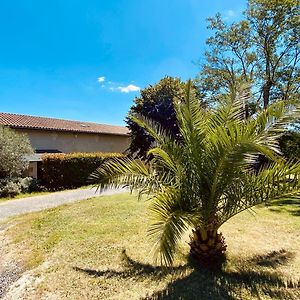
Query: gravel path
0 223 22 300
0 187 126 222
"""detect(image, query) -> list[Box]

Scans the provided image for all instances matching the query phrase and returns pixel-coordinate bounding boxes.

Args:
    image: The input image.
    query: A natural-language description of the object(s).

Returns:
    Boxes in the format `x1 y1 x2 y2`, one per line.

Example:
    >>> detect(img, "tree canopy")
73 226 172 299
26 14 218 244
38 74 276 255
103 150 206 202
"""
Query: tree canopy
197 0 300 109
126 76 202 158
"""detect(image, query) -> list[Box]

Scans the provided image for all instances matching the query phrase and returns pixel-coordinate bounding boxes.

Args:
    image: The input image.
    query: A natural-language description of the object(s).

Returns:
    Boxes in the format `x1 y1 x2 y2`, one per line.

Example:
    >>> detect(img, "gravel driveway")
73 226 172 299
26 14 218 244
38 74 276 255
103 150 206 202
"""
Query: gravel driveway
0 187 126 222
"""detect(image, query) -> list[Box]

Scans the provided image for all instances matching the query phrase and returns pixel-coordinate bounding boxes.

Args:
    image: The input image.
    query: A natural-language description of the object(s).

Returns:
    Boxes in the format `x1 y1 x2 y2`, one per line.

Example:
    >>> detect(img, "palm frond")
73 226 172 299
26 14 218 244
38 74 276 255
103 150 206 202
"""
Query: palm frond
218 161 300 226
148 187 198 266
173 80 208 148
147 147 179 174
129 114 170 147
253 101 300 140
208 88 246 130
89 157 153 194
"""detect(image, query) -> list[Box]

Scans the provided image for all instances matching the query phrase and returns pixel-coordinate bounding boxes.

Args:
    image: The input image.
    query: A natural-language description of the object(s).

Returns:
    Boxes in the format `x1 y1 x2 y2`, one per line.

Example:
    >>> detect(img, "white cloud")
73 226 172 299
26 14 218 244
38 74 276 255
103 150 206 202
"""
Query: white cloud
117 84 140 93
97 76 105 83
98 77 140 93
227 10 235 17
223 8 242 21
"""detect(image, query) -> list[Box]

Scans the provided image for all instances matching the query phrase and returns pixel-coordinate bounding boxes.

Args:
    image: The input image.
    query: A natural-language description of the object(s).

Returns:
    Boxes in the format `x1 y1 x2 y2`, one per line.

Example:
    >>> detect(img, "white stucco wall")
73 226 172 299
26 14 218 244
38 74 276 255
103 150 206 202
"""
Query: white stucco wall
15 128 130 153
28 161 38 179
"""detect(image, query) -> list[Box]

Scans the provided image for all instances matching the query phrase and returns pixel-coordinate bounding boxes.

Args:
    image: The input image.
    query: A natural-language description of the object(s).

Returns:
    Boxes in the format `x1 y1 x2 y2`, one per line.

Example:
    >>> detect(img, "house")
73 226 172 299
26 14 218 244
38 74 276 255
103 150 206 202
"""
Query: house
0 112 130 178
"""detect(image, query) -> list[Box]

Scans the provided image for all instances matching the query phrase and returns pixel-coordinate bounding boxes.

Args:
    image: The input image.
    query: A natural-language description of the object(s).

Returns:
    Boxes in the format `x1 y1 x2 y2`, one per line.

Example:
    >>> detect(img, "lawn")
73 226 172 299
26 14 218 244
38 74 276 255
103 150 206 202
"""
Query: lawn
2 193 300 299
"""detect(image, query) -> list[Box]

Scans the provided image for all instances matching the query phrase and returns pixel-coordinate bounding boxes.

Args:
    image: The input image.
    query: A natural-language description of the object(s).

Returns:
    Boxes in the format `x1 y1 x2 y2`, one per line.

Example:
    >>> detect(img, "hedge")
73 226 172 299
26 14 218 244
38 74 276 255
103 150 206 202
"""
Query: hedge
41 152 123 190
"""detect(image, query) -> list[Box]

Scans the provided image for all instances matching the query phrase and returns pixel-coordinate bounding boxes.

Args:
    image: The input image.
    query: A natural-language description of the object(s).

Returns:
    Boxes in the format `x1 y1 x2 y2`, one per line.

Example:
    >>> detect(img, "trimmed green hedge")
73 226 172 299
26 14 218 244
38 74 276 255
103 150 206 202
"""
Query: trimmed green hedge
41 152 123 190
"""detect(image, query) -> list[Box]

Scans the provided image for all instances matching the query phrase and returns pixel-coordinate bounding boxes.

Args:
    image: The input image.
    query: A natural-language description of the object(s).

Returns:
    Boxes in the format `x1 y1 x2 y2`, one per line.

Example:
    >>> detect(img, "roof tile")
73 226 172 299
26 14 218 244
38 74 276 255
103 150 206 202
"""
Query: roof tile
0 112 129 136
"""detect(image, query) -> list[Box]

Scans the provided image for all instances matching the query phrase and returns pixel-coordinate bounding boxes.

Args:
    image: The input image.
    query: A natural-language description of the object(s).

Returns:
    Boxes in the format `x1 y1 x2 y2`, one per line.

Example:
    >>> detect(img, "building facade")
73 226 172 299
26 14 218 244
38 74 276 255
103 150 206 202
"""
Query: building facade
15 128 129 154
0 112 130 178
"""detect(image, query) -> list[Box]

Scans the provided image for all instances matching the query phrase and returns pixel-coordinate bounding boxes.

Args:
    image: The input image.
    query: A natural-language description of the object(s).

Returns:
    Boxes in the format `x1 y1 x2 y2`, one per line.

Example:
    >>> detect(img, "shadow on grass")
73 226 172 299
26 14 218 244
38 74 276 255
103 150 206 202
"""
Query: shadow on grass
267 199 300 216
250 249 295 268
74 249 300 300
73 249 187 280
142 268 300 300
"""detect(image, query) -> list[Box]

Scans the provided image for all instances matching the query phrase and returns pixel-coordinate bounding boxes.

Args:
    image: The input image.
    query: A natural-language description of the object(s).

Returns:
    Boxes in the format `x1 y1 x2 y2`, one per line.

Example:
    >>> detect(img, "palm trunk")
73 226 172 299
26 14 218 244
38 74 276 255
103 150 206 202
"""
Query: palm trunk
189 227 227 266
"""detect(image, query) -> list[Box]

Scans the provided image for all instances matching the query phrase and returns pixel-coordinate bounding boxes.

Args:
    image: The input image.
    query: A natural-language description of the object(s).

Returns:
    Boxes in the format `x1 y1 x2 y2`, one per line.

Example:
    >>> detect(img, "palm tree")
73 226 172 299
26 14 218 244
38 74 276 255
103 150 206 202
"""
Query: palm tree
90 81 300 267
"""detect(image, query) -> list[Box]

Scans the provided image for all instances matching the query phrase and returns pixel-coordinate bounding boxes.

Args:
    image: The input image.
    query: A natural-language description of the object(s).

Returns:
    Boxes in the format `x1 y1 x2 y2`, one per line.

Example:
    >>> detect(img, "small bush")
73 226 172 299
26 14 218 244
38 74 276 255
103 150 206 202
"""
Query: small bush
19 177 33 191
28 178 46 192
0 181 21 197
41 152 123 190
0 177 33 198
0 125 33 179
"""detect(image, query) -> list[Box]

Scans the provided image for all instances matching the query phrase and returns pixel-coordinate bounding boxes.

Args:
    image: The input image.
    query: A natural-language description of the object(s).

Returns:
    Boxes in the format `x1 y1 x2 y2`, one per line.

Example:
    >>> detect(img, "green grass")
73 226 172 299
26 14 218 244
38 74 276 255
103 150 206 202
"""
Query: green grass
4 193 300 299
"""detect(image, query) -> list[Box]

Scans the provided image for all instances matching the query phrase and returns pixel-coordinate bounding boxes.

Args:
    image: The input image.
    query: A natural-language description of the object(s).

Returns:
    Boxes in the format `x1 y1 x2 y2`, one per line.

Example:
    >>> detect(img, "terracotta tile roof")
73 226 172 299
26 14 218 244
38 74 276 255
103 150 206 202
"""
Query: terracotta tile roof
0 112 129 136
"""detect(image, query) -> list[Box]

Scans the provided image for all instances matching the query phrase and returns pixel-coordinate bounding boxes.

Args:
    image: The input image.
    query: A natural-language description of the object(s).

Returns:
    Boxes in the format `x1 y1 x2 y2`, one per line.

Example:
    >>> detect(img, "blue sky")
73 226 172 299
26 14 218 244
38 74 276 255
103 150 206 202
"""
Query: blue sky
0 0 245 125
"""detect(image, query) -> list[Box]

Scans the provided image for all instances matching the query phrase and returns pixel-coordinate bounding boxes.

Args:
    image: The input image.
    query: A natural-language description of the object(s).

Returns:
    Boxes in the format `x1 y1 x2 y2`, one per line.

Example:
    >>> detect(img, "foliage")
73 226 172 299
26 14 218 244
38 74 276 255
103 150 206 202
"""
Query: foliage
0 125 34 178
197 0 300 109
279 131 300 161
0 125 34 198
126 76 203 158
91 80 300 266
0 177 34 198
41 152 123 190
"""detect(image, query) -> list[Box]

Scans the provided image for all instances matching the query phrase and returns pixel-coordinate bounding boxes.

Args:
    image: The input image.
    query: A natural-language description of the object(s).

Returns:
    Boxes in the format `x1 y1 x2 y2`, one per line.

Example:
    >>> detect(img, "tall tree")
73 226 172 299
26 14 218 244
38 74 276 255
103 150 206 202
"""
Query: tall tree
198 0 300 109
126 76 202 158
91 81 300 267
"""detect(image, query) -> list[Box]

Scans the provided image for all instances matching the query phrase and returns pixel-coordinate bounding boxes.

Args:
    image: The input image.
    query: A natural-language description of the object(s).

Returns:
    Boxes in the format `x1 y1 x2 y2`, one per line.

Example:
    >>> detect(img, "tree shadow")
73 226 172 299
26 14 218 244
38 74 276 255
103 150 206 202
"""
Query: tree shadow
142 249 299 300
249 249 295 268
73 249 300 300
142 267 300 300
267 199 300 216
73 249 187 280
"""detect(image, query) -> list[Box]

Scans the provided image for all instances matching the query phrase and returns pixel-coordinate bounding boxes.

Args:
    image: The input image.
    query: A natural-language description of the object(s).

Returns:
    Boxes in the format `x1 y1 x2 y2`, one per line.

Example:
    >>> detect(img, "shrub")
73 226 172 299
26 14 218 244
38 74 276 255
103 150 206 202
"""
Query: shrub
41 152 123 190
0 125 33 179
27 178 46 192
0 177 33 198
0 181 21 197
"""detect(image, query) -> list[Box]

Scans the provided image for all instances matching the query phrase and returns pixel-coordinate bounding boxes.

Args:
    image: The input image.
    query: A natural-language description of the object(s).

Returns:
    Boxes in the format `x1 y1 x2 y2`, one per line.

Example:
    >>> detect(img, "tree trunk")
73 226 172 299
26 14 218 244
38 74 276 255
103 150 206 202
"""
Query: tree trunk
189 227 227 267
262 80 273 109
